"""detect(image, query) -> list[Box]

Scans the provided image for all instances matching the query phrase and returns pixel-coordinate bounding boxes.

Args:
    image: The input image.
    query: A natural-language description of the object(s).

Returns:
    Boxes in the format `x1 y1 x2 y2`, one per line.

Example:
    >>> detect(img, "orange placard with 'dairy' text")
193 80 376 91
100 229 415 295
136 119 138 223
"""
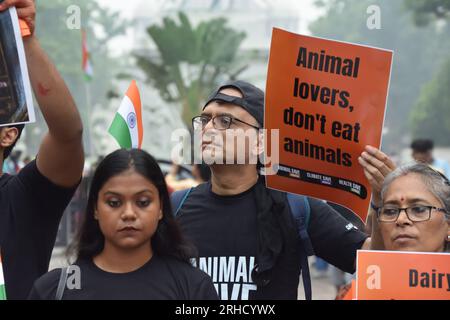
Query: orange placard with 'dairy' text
264 28 393 222
356 250 450 300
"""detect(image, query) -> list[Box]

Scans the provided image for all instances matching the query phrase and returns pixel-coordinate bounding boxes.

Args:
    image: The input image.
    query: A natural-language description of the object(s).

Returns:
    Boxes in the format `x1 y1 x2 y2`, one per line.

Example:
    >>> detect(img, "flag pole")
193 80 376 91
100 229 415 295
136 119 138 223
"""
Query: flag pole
82 28 94 157
84 81 93 157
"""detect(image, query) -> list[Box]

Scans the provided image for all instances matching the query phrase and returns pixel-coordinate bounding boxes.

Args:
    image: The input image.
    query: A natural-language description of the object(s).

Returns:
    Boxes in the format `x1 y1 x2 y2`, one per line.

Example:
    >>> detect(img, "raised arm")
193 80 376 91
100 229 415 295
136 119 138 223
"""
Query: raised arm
0 0 84 187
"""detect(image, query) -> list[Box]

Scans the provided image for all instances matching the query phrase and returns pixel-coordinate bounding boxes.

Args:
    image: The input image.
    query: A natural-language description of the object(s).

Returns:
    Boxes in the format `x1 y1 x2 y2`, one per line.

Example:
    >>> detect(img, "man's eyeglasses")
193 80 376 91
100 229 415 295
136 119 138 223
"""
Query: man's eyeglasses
192 115 260 131
377 205 447 222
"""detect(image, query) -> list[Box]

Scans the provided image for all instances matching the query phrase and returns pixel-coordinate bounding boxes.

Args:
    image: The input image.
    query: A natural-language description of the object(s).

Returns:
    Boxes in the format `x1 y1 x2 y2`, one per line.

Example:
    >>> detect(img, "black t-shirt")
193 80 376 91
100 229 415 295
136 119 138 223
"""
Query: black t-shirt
307 198 368 271
175 181 368 300
28 255 219 300
0 160 78 300
177 182 260 300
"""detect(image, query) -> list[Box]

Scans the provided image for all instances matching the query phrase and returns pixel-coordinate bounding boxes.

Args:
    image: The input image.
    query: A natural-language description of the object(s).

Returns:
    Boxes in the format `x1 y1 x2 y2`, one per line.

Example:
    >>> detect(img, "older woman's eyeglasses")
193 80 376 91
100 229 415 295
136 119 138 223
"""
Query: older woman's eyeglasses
377 205 447 222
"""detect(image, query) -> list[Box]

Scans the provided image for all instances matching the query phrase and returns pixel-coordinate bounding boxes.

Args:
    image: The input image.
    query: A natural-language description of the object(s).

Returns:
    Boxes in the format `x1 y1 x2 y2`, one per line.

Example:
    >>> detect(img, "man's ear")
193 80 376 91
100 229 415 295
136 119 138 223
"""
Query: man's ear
0 127 19 149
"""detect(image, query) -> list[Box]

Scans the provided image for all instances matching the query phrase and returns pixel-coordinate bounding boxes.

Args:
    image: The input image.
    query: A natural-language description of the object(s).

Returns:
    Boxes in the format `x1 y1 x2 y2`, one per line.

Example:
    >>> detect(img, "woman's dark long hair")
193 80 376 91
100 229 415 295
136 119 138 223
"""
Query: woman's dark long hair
69 149 195 263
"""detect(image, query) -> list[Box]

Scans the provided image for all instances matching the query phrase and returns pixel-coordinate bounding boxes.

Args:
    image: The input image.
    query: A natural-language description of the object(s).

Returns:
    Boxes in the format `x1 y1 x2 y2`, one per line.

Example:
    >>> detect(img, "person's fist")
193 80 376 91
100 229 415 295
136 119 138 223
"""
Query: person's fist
0 0 36 36
358 145 396 205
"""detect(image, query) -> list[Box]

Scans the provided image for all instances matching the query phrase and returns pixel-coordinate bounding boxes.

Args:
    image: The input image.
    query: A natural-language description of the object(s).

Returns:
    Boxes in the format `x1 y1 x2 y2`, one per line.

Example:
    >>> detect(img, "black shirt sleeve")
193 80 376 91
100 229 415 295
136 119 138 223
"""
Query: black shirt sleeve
191 273 219 300
307 198 368 273
27 269 60 300
165 257 219 300
27 285 42 300
2 160 78 300
15 159 79 222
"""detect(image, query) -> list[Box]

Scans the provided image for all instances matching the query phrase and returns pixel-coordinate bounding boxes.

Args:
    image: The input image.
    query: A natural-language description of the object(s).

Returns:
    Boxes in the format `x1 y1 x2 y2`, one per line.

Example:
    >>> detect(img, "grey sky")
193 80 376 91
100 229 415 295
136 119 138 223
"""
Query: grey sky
97 0 324 54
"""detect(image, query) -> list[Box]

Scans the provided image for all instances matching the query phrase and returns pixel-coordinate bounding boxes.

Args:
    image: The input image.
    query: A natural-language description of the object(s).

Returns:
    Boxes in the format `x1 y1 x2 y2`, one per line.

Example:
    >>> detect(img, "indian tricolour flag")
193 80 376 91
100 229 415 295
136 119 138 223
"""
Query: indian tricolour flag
82 29 93 81
0 255 6 300
108 80 143 149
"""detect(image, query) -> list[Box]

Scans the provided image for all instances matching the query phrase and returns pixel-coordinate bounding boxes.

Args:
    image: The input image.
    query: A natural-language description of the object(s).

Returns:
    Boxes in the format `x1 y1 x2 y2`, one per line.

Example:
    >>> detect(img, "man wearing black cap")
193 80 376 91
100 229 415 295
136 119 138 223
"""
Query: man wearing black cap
173 80 393 300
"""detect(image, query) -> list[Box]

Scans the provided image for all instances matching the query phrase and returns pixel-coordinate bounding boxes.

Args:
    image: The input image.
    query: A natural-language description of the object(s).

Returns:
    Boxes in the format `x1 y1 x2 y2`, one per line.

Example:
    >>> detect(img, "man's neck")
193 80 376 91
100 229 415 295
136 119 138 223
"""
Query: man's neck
94 242 153 274
210 164 259 196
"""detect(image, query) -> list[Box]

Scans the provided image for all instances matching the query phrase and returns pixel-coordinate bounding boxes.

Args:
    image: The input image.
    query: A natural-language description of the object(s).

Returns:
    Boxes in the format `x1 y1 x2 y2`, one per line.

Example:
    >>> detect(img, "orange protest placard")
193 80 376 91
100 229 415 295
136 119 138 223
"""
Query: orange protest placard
264 28 393 222
342 280 355 300
356 250 450 300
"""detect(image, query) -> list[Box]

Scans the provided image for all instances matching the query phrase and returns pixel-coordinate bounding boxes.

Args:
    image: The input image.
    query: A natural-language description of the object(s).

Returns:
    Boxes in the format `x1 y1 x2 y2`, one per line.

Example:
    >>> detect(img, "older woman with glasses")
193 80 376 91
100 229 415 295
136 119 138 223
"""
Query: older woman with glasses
337 162 449 300
377 163 450 252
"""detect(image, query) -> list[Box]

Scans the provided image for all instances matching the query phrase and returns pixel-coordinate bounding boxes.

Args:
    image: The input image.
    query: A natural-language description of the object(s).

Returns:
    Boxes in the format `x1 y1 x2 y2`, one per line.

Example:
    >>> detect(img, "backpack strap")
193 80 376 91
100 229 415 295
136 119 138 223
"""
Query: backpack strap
55 267 68 300
287 193 314 300
287 193 314 255
171 188 193 217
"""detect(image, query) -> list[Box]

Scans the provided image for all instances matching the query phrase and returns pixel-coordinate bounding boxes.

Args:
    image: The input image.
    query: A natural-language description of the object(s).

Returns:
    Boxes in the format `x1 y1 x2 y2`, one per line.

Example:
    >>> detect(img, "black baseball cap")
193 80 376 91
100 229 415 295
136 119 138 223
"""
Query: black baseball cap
203 80 264 127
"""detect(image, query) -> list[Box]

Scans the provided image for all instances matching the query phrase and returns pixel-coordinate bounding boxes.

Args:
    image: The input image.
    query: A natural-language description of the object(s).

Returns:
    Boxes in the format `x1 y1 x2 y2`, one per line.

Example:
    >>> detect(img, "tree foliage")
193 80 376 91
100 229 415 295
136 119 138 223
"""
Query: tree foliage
405 0 450 145
136 12 247 125
410 57 450 145
404 0 450 26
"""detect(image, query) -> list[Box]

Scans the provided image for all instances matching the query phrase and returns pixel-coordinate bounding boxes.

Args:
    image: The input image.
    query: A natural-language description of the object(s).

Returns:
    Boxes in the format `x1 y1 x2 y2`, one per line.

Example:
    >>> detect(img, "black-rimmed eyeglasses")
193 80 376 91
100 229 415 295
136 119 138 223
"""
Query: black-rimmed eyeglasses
192 115 260 131
377 205 447 222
